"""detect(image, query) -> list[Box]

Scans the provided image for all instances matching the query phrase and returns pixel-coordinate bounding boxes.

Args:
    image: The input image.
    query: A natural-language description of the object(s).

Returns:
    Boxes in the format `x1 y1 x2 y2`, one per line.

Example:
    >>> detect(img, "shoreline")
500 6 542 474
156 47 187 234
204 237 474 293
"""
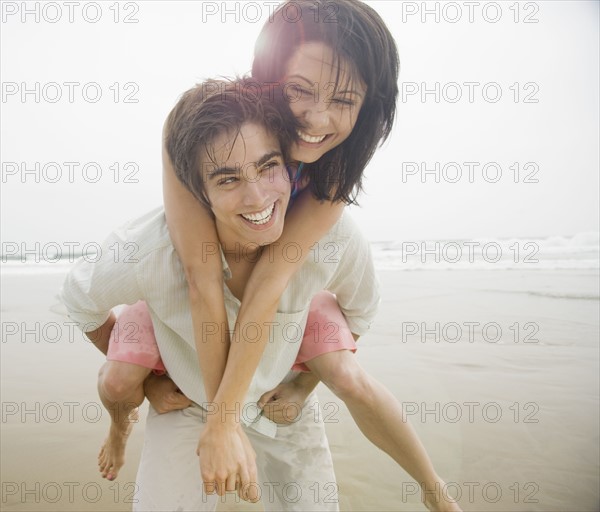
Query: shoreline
1 269 598 511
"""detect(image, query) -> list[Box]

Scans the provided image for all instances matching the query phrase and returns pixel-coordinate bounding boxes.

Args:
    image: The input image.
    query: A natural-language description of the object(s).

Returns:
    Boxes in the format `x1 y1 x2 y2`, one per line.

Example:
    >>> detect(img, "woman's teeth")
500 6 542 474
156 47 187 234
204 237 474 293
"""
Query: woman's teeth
241 203 275 225
297 130 326 144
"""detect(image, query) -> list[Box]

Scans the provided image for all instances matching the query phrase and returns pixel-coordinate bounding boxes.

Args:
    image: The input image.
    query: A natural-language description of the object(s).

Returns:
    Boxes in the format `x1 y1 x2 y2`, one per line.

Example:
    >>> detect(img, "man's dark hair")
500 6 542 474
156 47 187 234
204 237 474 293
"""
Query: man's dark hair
164 77 293 207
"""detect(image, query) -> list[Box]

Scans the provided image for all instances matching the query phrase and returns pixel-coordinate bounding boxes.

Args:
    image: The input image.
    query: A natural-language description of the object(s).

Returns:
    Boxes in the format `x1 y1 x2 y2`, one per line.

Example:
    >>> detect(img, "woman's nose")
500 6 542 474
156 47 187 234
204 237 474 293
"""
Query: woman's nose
301 104 331 131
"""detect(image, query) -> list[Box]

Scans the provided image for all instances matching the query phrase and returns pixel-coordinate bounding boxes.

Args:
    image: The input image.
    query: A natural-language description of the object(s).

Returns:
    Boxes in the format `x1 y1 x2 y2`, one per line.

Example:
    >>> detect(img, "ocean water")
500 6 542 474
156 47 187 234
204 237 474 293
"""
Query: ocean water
371 231 600 271
1 232 599 275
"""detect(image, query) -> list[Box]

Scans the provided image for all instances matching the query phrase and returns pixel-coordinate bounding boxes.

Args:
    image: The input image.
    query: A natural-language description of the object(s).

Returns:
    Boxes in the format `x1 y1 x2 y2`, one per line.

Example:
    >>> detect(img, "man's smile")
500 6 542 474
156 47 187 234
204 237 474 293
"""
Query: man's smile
240 202 276 225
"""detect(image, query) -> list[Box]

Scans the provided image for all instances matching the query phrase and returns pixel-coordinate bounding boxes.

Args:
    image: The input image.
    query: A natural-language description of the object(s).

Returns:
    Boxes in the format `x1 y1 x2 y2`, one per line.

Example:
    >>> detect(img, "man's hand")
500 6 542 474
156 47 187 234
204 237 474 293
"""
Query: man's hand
143 373 192 414
197 422 259 502
257 380 312 424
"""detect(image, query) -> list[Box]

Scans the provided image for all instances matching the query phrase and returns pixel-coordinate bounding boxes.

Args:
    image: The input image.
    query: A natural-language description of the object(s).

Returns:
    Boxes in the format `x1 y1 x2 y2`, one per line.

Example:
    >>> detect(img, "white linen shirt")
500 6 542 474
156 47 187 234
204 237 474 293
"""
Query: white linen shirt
60 207 379 437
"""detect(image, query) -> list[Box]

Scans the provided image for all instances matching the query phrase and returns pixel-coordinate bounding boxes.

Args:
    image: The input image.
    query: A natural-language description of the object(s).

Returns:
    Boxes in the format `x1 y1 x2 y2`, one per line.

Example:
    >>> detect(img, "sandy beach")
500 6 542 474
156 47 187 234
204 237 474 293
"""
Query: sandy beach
1 268 598 511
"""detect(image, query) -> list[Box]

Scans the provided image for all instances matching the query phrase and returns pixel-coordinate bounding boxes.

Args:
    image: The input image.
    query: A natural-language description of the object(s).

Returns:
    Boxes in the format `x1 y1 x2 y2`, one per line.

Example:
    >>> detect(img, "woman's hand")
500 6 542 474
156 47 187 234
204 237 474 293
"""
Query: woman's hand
257 379 312 424
197 422 259 502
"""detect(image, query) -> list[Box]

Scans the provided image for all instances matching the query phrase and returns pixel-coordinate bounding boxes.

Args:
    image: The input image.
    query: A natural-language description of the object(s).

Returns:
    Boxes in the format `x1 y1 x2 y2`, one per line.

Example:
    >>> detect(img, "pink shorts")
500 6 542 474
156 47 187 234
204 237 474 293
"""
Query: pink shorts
106 301 166 374
291 291 356 372
106 292 356 374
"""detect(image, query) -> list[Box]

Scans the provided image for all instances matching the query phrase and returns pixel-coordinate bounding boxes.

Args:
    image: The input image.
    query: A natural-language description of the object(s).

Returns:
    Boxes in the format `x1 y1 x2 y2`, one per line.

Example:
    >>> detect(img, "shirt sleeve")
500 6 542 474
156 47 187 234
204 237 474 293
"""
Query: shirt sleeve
59 227 144 332
325 214 380 336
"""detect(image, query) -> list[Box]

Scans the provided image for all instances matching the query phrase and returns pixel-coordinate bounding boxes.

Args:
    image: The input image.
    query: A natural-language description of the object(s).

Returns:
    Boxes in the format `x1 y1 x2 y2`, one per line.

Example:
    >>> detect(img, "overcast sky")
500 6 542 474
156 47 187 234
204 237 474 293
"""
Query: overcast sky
1 0 598 249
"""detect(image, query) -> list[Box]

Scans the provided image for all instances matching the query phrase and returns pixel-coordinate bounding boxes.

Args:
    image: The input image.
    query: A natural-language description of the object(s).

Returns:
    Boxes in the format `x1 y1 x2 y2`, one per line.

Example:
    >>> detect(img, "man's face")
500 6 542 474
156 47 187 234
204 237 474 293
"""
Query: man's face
201 122 291 251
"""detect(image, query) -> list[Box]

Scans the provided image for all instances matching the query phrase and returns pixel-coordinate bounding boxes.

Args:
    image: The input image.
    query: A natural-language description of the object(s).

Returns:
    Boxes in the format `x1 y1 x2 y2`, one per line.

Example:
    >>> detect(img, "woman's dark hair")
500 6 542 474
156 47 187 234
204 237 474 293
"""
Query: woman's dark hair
164 77 292 207
252 0 400 204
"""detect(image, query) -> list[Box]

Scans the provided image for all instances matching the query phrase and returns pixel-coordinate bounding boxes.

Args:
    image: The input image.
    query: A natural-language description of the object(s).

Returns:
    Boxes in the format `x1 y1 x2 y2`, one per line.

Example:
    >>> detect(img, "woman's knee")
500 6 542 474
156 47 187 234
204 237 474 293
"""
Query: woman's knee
313 353 372 402
99 361 145 402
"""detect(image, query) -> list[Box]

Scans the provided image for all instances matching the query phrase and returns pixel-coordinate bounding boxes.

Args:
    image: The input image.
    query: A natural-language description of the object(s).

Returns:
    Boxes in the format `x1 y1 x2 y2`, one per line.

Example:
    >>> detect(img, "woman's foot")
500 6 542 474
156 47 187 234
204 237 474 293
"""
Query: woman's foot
98 408 138 480
422 478 463 512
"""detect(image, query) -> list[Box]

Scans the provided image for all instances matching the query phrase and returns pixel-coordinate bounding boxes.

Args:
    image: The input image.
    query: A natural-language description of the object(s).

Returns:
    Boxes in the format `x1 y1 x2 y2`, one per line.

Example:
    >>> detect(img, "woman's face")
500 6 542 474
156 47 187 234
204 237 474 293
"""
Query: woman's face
284 42 366 163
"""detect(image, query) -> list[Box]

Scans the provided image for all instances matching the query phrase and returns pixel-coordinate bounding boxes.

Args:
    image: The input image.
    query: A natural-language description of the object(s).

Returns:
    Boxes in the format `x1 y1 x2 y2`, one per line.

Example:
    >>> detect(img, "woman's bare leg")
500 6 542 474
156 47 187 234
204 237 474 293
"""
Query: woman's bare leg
97 360 151 480
306 351 461 512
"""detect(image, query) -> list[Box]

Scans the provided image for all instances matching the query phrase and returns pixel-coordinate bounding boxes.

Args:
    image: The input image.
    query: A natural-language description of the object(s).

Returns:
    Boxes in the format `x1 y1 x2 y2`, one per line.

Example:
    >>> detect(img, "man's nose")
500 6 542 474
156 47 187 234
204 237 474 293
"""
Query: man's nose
242 175 268 207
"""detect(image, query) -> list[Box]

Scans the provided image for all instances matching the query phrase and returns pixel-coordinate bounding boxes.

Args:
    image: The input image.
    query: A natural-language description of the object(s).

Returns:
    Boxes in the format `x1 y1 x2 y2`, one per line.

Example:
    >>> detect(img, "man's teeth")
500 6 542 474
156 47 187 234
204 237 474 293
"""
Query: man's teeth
297 130 326 144
241 204 275 225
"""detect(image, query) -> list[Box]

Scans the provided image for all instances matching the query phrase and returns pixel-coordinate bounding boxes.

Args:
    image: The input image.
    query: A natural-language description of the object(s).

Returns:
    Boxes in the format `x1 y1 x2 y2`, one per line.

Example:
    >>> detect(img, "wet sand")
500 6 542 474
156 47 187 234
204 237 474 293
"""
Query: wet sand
1 269 598 511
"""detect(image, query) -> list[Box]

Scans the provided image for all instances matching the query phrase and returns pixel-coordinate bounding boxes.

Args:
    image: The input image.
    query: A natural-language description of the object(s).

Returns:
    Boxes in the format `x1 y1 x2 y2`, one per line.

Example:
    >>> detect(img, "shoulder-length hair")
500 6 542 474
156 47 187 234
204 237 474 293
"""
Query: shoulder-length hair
252 0 400 204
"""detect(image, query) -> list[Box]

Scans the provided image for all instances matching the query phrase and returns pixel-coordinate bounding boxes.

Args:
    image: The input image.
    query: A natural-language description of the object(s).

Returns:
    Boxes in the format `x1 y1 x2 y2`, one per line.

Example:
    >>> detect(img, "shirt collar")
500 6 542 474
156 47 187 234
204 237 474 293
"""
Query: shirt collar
219 247 232 281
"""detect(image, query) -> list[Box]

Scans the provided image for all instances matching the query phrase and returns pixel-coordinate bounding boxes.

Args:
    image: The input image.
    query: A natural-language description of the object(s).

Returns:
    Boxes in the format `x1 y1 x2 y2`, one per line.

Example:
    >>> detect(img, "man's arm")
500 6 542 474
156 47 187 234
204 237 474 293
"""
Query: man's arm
258 332 361 424
60 228 144 351
84 312 116 355
323 215 380 337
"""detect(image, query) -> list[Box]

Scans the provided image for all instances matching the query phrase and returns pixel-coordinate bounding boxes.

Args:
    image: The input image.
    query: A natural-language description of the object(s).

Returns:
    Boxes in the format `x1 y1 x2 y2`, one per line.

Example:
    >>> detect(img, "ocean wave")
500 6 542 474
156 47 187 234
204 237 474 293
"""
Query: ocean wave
371 232 599 271
2 232 599 273
525 291 599 301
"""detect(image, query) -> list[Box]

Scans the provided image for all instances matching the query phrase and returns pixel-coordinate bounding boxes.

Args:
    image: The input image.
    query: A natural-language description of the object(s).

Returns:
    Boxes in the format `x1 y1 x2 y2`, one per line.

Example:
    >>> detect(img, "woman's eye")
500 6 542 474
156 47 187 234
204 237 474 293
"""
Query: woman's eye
331 97 356 107
289 85 313 100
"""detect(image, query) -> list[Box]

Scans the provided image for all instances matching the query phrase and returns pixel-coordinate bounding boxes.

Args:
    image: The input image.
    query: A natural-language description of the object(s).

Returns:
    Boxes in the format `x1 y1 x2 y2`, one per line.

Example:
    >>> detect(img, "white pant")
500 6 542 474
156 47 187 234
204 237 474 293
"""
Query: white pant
133 393 339 511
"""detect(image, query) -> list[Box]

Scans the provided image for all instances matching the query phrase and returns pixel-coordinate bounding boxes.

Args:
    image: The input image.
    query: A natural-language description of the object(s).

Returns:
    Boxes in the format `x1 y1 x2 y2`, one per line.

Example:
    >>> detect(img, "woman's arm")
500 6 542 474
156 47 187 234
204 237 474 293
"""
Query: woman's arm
211 190 346 418
199 190 344 498
162 132 229 402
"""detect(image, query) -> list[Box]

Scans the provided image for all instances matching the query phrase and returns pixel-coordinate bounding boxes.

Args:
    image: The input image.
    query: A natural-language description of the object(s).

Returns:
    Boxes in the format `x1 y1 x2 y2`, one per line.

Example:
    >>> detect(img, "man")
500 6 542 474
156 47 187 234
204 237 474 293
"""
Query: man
60 78 379 511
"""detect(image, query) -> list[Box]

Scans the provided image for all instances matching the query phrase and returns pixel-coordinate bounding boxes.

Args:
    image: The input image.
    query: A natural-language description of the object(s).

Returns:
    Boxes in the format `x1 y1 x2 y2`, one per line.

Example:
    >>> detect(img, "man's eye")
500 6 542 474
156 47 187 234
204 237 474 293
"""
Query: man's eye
263 160 280 170
217 177 237 186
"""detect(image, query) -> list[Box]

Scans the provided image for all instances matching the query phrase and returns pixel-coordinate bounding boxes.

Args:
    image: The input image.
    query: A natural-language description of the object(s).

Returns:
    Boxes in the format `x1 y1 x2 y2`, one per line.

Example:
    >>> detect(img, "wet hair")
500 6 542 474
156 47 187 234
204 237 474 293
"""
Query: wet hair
164 77 292 207
252 0 400 204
